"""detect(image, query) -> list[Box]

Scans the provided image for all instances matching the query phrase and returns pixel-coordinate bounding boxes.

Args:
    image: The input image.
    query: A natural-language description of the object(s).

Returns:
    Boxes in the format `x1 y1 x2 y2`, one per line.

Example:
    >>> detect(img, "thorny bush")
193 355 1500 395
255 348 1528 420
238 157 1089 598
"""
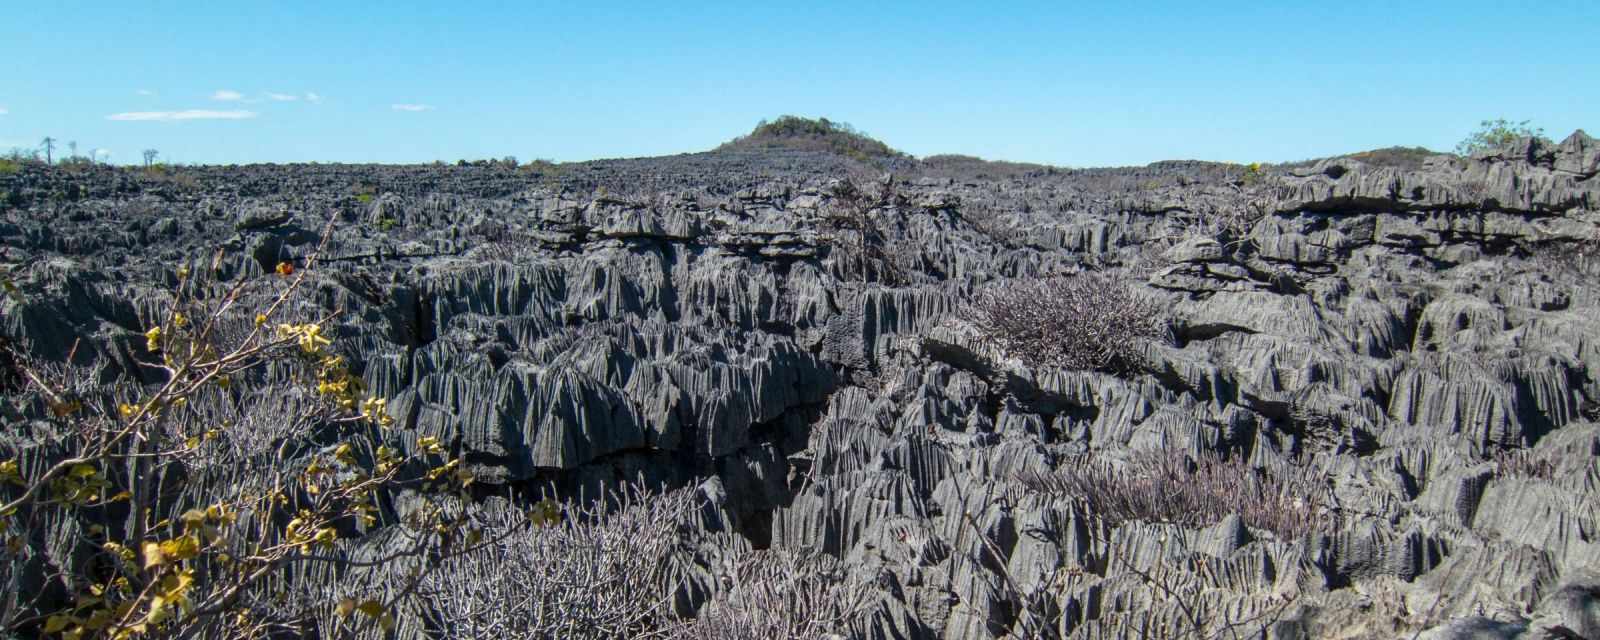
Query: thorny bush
1018 449 1333 540
421 480 880 639
822 175 920 286
674 548 877 640
964 272 1167 372
420 482 701 639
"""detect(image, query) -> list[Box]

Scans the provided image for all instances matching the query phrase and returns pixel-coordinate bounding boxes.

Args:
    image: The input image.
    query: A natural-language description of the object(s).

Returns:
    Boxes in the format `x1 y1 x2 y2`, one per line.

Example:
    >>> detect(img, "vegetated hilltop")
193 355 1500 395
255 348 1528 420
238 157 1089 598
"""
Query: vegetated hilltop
1 125 1599 639
717 115 915 166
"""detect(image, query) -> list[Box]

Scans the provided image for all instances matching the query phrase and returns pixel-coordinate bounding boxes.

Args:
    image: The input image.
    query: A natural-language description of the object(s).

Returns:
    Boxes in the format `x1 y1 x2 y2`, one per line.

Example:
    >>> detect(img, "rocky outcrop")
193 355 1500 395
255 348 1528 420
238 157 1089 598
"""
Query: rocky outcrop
3 133 1599 638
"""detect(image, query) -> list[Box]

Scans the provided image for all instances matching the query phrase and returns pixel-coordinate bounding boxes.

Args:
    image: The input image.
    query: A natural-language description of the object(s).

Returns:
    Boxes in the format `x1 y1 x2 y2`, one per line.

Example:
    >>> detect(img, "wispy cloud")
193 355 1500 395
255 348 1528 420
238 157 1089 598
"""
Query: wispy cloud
107 110 259 121
305 92 323 104
0 107 8 116
137 89 156 96
391 103 434 112
211 89 245 101
267 92 299 102
93 149 112 160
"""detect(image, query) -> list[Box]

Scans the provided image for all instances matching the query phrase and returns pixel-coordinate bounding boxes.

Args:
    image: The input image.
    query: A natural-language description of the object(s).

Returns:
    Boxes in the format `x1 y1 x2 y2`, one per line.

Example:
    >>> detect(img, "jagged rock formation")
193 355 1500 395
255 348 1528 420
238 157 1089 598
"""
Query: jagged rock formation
3 130 1600 638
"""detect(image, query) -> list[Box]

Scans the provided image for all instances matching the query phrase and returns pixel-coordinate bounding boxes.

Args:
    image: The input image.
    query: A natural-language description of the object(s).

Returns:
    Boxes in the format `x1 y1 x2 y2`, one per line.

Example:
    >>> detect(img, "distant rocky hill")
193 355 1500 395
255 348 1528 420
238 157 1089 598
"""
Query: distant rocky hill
1 128 1598 638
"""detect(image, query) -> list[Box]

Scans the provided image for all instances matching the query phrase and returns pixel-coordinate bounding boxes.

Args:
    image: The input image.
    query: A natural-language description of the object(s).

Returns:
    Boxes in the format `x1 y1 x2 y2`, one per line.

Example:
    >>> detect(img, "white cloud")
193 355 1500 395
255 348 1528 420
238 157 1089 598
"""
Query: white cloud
136 89 156 96
391 103 434 112
211 89 244 101
93 149 111 159
0 107 8 116
267 92 299 102
106 110 259 121
305 92 322 103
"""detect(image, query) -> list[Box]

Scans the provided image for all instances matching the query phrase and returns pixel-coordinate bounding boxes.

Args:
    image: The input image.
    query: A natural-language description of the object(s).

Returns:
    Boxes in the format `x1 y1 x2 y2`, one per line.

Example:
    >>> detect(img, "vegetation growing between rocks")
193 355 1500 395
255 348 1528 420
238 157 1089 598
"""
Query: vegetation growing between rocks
1018 450 1332 539
964 273 1168 372
0 238 877 639
1456 118 1551 156
821 175 924 285
419 482 878 639
718 116 909 164
0 248 490 638
4 124 1599 639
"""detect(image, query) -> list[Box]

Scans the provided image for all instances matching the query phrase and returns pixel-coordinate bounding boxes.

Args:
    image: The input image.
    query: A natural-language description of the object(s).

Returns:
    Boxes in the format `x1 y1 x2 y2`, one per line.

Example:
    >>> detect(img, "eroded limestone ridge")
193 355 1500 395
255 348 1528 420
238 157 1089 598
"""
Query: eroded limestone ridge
1 130 1597 638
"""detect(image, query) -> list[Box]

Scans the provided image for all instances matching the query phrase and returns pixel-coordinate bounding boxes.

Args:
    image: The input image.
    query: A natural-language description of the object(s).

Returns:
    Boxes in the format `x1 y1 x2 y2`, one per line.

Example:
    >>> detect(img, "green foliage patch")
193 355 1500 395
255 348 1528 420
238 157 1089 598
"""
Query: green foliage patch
718 115 908 162
1456 118 1551 156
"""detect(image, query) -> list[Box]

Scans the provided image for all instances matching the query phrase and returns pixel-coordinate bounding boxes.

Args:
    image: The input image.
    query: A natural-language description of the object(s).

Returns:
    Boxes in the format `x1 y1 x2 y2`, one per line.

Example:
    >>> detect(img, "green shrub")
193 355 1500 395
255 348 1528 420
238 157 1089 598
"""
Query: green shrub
717 115 909 162
1241 161 1264 185
351 183 378 204
1456 118 1551 156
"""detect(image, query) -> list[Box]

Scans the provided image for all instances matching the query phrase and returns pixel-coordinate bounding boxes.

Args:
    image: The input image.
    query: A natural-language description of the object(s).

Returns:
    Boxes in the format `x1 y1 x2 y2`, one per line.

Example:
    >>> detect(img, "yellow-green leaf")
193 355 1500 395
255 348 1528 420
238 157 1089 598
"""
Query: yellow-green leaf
142 541 165 568
158 535 199 562
180 509 207 527
356 600 385 618
144 594 170 624
44 615 72 633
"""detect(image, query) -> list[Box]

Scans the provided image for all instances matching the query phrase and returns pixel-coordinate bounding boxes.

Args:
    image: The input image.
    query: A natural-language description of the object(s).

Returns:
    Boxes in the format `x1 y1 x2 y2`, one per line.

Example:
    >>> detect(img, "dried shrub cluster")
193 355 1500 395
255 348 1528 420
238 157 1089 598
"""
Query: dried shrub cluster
1208 202 1269 244
1018 450 1332 539
965 273 1167 372
421 483 701 639
1492 448 1561 481
822 176 917 285
961 202 1027 249
422 489 875 640
677 549 876 640
1530 224 1600 280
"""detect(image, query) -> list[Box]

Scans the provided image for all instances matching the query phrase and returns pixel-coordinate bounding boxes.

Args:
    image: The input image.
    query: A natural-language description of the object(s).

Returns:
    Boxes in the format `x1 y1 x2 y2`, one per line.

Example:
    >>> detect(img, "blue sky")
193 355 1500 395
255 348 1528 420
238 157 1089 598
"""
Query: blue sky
3 2 1596 167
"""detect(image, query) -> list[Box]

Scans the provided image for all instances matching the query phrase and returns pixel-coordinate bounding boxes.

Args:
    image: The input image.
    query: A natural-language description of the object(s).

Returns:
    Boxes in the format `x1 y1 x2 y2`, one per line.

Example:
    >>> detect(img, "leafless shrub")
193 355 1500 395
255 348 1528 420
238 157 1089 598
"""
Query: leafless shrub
1492 448 1560 481
1018 449 1332 539
943 480 1061 638
1129 238 1177 278
1209 201 1269 247
884 238 932 282
672 548 876 640
470 229 545 262
1454 180 1491 206
420 482 704 639
1529 225 1600 279
1128 215 1215 278
1287 404 1363 453
1107 542 1305 640
964 273 1167 372
963 202 1026 248
822 176 915 285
